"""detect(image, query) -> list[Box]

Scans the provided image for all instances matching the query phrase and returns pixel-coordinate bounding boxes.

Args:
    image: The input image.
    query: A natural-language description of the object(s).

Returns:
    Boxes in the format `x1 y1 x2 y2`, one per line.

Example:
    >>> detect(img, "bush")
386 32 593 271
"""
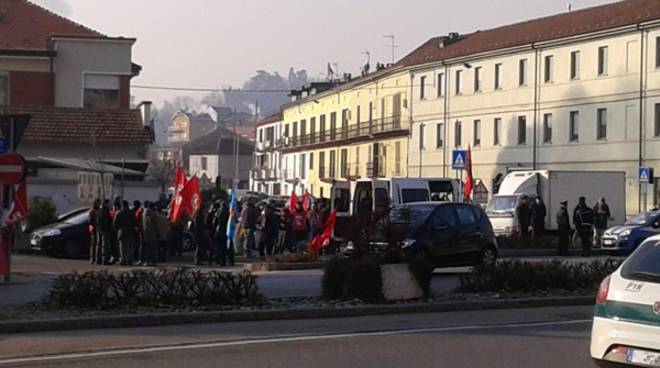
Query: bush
407 256 434 297
322 256 383 302
27 196 57 230
266 253 317 263
46 268 260 310
456 259 622 293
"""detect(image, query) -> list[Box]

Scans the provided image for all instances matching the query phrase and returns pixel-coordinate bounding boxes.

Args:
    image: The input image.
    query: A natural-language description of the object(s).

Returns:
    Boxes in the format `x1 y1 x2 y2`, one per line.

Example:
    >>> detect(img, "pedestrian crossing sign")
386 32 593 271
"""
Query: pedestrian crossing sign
639 167 653 184
452 150 467 170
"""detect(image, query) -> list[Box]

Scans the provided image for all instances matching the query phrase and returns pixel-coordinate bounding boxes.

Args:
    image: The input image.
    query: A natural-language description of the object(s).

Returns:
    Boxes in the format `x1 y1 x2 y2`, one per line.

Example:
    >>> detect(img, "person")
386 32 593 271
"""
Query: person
156 206 171 263
573 196 594 256
516 195 531 239
593 198 611 248
142 201 159 267
88 199 102 264
97 199 113 265
214 200 232 266
132 201 144 264
193 205 210 265
307 202 322 238
108 197 122 264
205 202 220 265
556 200 571 256
291 201 309 253
114 200 135 266
277 207 293 254
240 199 258 258
259 205 280 257
530 197 547 241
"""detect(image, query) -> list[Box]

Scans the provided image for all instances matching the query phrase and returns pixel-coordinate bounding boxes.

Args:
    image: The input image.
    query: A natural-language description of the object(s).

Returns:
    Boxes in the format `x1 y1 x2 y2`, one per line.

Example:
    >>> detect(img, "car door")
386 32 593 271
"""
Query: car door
454 204 483 260
427 205 459 259
331 181 351 241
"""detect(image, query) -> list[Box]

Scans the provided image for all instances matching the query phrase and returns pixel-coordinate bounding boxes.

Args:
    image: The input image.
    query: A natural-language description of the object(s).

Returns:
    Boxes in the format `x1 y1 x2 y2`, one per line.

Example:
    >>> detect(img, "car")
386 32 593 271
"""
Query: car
352 202 498 268
601 211 660 255
30 210 90 258
590 234 660 367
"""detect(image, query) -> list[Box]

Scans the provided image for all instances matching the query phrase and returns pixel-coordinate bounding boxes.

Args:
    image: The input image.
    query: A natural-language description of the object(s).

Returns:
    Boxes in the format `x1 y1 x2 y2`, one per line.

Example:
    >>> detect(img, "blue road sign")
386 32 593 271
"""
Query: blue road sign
452 150 467 170
639 167 652 184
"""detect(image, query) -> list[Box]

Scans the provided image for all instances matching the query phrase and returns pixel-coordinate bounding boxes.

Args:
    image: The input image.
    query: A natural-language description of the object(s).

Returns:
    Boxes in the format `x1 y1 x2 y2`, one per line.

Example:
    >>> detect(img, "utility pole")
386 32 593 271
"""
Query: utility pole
383 35 399 64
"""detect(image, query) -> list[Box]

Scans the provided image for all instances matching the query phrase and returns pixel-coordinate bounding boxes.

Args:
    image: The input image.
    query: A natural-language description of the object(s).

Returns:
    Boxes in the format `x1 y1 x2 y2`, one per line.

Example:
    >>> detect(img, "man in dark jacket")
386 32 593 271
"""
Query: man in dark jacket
574 196 594 256
114 200 135 266
593 198 612 248
240 199 258 258
97 199 113 265
214 201 232 266
530 197 547 241
258 205 280 257
142 201 159 267
88 199 102 264
556 200 571 256
516 195 531 239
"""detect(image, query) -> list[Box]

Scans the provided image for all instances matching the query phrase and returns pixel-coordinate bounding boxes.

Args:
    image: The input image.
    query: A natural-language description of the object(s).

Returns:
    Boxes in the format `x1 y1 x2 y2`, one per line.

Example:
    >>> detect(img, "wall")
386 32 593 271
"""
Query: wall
19 141 146 161
8 71 53 106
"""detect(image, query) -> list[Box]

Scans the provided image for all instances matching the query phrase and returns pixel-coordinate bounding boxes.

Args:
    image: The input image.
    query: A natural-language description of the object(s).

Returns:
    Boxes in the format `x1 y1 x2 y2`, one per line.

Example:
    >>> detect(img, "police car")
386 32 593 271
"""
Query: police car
591 234 660 367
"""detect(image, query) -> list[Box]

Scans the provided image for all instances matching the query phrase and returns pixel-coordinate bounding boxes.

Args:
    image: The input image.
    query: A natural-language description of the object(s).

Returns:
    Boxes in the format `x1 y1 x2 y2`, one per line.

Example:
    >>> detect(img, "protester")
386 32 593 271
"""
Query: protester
530 197 547 241
291 201 309 253
277 207 293 254
307 202 322 238
97 199 113 265
258 205 280 257
240 199 258 258
132 201 144 264
556 200 571 256
516 195 531 239
593 197 611 248
193 204 210 265
114 200 135 266
214 200 232 266
88 199 102 264
142 201 159 267
573 196 595 256
156 206 170 262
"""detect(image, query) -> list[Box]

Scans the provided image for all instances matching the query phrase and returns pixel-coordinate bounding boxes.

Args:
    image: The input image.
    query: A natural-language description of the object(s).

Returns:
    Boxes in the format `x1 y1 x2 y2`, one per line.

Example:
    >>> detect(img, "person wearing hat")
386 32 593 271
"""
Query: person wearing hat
556 200 570 256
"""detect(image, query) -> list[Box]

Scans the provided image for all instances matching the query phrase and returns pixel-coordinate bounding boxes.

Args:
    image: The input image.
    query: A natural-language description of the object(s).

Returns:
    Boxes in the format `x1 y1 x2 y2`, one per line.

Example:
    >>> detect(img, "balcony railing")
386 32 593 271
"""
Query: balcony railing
281 115 408 150
252 169 280 181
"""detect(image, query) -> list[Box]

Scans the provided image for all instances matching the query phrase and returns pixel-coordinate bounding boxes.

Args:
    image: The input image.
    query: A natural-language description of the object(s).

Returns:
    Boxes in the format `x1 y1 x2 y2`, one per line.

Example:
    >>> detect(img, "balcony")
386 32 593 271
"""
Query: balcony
280 115 409 152
256 138 277 152
252 168 280 181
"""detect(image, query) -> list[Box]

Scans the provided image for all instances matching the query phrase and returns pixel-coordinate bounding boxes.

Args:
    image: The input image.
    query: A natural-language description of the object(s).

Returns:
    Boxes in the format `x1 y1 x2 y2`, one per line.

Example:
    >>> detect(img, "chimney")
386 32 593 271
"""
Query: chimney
138 101 153 127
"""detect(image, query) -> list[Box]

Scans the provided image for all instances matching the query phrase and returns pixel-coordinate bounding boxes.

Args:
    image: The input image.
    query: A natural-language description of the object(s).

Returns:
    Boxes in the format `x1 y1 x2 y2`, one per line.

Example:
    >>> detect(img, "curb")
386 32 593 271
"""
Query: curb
244 262 326 272
0 295 595 334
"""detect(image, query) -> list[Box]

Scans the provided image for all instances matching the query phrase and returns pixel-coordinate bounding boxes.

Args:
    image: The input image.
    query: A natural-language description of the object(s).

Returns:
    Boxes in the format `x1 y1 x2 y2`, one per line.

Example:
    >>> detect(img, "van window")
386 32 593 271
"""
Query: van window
375 188 389 209
429 180 454 201
354 182 373 214
401 188 430 203
333 188 350 213
455 204 477 225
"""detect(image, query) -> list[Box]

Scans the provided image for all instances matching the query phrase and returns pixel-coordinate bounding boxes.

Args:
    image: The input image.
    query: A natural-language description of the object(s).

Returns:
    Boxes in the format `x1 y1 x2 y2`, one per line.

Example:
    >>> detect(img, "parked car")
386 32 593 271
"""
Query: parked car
349 202 498 268
601 211 660 255
30 210 90 258
590 234 660 366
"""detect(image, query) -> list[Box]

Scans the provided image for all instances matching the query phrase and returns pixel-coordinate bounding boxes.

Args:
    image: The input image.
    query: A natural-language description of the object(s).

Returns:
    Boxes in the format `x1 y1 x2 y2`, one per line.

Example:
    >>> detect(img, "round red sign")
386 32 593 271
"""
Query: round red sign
0 153 26 185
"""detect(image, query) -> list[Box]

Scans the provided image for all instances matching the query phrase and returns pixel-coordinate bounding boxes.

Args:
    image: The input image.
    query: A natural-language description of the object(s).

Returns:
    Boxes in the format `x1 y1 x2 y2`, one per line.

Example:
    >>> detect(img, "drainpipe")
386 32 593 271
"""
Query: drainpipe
532 47 539 170
408 70 413 178
637 27 647 212
443 63 449 177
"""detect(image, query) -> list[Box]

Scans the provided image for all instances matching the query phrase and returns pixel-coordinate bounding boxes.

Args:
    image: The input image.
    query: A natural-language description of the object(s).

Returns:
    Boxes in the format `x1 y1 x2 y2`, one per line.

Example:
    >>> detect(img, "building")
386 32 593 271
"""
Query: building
0 0 154 212
403 0 660 215
168 112 216 145
251 112 284 195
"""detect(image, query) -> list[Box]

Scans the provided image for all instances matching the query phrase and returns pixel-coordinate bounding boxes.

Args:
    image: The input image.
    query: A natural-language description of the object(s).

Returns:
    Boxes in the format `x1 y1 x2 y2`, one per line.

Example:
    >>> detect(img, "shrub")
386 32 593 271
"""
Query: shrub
27 196 57 230
456 259 622 293
266 253 317 264
321 257 352 300
46 268 260 310
322 256 383 302
407 255 434 298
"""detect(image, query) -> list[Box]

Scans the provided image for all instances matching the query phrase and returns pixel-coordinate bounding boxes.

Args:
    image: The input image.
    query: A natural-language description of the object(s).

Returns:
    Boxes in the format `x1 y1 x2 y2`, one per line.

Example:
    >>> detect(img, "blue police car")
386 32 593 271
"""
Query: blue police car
601 210 660 255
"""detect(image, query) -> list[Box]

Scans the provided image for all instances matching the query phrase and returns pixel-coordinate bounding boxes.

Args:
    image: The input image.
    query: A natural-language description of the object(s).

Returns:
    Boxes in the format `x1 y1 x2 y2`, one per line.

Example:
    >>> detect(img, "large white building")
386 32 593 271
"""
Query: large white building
251 113 284 195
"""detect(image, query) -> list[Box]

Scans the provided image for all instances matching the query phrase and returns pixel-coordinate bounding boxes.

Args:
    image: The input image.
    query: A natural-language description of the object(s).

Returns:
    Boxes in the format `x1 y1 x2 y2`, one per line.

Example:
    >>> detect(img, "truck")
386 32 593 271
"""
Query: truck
331 177 461 241
486 170 626 237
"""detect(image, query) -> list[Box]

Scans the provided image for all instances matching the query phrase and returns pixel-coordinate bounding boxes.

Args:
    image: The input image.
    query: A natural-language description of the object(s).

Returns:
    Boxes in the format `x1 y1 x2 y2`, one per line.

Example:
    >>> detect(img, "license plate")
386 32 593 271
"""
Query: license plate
628 349 660 367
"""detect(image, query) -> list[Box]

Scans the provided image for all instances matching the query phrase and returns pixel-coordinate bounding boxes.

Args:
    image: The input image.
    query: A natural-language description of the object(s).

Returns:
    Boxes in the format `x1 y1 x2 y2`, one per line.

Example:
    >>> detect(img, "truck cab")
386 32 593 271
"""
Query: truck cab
486 171 538 237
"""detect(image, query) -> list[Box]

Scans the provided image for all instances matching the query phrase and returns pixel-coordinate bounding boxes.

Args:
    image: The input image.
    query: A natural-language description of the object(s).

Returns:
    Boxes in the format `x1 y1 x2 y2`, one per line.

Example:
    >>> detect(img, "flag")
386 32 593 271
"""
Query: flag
180 175 201 218
302 190 311 212
0 179 28 275
289 191 299 212
310 209 337 252
464 145 474 201
226 185 238 245
169 166 187 223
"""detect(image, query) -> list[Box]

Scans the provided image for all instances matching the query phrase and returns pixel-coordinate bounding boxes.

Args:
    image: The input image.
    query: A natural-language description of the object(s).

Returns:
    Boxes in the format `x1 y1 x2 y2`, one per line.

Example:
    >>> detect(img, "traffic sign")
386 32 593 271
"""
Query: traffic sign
639 167 654 184
0 153 26 185
452 150 466 170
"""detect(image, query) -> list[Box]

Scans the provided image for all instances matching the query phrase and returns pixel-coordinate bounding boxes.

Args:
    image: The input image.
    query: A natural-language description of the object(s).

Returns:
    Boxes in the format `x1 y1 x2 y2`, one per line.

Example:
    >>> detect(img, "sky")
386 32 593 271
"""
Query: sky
32 0 609 107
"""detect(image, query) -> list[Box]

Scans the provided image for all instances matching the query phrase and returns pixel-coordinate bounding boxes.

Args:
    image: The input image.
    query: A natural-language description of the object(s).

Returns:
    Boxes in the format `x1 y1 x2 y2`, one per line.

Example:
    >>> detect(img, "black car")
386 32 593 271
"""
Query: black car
30 210 90 258
367 202 498 268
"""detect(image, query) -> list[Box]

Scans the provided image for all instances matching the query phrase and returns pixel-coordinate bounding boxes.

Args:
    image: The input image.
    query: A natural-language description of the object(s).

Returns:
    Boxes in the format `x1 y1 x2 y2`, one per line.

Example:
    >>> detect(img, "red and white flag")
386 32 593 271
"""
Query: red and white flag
310 209 337 252
464 145 474 201
169 166 187 223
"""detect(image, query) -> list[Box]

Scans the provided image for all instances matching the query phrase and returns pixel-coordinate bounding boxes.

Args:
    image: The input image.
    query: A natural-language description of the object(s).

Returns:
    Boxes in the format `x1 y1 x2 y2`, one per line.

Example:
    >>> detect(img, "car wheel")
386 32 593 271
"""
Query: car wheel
182 235 194 252
477 245 497 268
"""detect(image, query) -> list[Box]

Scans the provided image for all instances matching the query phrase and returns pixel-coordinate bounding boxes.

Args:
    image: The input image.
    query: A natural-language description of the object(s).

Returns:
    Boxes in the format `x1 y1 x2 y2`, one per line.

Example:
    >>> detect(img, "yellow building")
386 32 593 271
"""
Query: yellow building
279 69 411 198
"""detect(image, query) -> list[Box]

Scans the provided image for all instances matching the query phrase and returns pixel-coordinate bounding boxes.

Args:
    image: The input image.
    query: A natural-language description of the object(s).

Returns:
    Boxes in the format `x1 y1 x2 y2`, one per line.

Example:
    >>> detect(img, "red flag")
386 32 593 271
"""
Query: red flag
311 209 337 252
464 145 474 201
0 179 28 275
180 175 201 217
302 190 311 212
169 166 187 223
289 191 299 212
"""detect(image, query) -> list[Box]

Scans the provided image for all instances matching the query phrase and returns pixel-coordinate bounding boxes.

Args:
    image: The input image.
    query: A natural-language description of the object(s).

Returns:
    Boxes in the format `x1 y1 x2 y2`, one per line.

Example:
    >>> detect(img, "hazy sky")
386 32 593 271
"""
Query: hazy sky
33 0 608 107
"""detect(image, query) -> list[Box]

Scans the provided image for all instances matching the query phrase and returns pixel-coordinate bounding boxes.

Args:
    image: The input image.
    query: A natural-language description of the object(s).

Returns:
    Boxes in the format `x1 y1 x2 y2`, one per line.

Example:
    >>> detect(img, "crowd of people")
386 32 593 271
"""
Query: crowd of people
87 195 334 268
516 195 612 256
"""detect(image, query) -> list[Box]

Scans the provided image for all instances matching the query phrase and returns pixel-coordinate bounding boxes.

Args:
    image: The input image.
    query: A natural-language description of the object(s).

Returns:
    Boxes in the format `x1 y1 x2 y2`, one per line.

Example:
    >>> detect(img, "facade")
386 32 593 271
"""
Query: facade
251 112 284 195
168 112 216 145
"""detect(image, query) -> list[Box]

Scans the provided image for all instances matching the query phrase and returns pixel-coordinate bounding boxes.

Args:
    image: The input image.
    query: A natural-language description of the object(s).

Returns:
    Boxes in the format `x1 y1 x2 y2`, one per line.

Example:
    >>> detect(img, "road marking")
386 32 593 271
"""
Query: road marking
0 319 591 365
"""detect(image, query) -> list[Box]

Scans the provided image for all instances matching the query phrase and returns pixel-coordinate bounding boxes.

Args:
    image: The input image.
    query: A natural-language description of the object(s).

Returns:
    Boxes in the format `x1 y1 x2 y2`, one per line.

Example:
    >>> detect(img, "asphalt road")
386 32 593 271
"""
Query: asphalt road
0 305 599 367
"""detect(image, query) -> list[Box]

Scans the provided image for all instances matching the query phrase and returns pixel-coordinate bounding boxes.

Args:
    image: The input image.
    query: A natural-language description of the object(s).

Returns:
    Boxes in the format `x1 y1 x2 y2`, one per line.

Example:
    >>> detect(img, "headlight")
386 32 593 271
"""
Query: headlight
401 238 416 249
619 229 631 238
40 229 61 237
346 241 354 250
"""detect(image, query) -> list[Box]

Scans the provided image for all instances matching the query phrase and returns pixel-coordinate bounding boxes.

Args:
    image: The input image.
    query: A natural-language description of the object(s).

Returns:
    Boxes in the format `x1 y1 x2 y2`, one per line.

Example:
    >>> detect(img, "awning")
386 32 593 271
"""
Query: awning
34 157 145 176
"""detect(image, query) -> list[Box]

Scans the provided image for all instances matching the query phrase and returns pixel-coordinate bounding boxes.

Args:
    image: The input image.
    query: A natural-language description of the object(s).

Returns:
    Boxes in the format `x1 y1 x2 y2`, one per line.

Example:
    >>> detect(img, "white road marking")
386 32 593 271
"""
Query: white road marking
0 319 591 365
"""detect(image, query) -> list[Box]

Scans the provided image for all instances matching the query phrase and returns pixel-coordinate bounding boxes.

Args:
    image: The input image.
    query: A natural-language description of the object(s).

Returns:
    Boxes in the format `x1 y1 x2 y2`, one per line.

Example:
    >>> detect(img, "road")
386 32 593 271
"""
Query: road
0 305 599 367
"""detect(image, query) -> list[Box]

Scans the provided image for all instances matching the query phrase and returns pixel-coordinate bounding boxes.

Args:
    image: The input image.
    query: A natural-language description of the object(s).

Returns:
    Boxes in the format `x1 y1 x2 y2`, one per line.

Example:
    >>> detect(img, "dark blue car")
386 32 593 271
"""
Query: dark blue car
601 211 660 255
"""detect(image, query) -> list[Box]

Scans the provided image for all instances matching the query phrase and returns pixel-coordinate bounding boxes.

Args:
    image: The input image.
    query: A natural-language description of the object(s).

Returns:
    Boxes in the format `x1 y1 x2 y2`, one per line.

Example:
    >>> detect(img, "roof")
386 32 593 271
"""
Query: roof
397 0 660 67
182 127 254 156
3 106 152 144
35 157 145 176
256 112 283 127
0 0 105 51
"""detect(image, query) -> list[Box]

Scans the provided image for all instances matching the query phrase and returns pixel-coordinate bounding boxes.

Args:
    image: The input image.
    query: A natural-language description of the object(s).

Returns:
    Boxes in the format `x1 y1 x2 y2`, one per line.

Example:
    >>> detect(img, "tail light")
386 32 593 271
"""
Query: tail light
596 275 611 305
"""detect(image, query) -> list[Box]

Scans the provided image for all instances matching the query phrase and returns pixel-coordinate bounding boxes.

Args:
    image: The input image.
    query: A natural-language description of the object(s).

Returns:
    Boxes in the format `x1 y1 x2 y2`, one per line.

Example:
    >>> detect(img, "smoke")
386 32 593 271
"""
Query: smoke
30 0 73 17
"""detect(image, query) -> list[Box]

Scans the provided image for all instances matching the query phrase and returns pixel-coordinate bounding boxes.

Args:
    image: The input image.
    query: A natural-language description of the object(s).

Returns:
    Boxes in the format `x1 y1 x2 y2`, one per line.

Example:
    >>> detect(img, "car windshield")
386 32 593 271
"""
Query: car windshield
486 195 518 213
621 240 660 283
63 211 89 225
625 212 658 226
389 205 435 234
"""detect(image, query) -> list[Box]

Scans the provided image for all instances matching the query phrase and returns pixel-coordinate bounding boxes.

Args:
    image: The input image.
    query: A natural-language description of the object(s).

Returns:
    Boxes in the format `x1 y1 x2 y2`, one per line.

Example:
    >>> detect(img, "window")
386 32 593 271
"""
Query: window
543 113 552 143
570 51 580 80
494 63 502 90
300 154 306 179
597 108 607 140
598 46 608 76
330 112 337 140
454 121 462 147
329 150 336 178
355 106 361 133
544 55 554 83
436 122 444 148
341 109 349 139
84 74 120 108
0 74 7 106
319 151 326 178
258 129 263 143
518 59 527 86
319 114 326 142
395 142 401 175
432 206 457 228
201 156 208 171
355 147 360 176
310 117 316 143
655 103 660 137
419 76 427 99
493 118 501 145
455 70 462 95
474 67 482 92
419 124 425 150
455 204 477 225
309 152 314 170
569 111 579 142
368 102 373 132
437 73 445 97
340 149 348 178
473 120 481 146
656 37 660 68
517 116 527 145
300 119 307 143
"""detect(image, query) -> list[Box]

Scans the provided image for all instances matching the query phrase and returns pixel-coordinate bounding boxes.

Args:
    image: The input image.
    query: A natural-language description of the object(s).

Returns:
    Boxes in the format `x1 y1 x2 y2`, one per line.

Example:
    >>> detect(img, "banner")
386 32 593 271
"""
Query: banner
180 175 201 218
168 166 187 223
0 179 28 275
310 209 337 252
464 145 474 201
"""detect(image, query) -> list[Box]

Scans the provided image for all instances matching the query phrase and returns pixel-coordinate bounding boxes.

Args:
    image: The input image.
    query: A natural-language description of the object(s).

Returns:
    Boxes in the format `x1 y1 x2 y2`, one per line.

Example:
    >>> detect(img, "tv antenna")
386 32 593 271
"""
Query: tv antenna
383 35 399 64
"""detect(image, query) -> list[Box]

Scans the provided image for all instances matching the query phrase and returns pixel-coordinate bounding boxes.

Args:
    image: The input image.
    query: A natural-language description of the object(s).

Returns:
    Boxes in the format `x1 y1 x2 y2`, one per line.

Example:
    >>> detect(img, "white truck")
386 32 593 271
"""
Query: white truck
486 170 626 237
